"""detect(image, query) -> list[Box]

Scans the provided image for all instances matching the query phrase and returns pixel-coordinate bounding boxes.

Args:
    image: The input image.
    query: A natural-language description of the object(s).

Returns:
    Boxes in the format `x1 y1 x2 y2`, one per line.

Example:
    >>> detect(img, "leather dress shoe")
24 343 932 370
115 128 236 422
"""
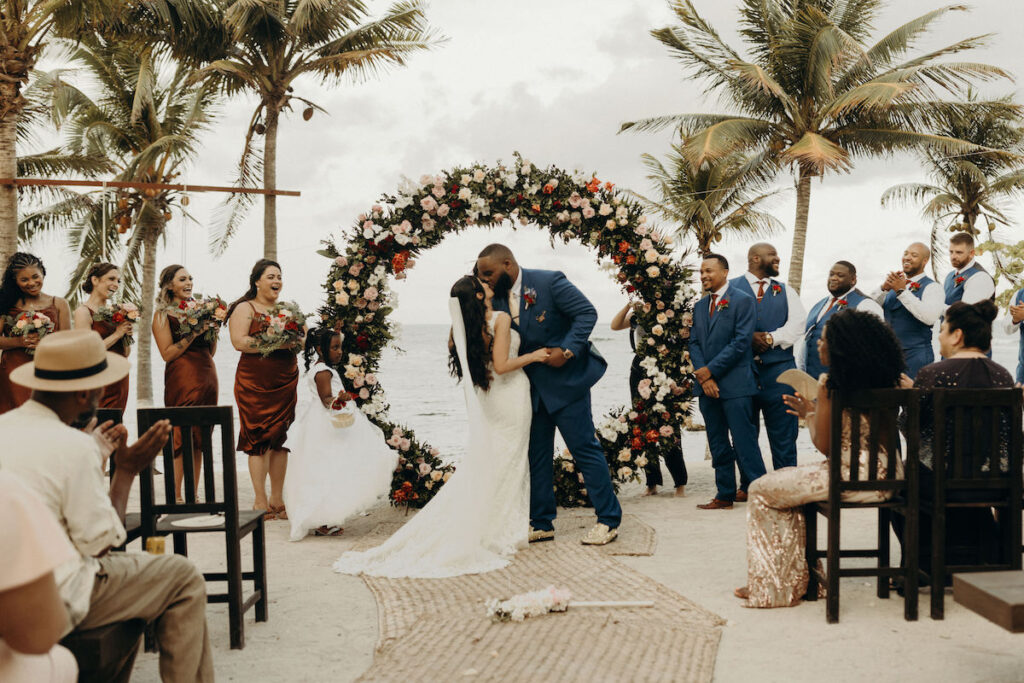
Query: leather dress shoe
734 490 748 503
696 498 734 510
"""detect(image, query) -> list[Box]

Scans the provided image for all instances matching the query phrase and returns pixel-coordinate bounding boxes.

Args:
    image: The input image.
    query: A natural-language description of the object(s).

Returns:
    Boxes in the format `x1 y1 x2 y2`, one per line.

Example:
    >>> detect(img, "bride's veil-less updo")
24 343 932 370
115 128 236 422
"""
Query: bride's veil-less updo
448 276 492 391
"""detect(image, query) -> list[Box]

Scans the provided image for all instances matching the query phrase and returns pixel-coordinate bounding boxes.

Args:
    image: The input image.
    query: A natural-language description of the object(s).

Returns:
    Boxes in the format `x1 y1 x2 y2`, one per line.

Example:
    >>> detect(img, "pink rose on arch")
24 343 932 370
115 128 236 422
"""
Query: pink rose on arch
628 411 639 420
367 301 380 311
334 256 348 267
352 376 365 388
568 191 583 208
437 203 450 217
354 298 368 309
418 463 432 476
659 425 674 437
371 203 383 212
431 185 445 199
420 195 438 212
348 263 363 276
359 388 371 400
637 378 653 399
419 174 433 186
421 215 436 231
364 286 379 301
398 219 412 233
582 206 596 219
429 447 440 456
618 415 627 423
365 373 377 385
399 437 411 451
640 238 653 251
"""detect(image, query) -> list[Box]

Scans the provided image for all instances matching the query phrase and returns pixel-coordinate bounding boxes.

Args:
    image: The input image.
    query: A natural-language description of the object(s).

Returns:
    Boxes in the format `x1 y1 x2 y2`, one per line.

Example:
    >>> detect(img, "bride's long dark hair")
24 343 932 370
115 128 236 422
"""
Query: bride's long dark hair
448 275 492 391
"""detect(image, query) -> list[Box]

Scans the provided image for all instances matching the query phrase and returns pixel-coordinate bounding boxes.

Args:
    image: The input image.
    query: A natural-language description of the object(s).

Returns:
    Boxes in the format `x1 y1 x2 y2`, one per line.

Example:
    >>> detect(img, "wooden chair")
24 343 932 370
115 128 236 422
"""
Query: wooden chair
96 408 142 547
921 388 1023 619
804 388 920 623
137 406 268 649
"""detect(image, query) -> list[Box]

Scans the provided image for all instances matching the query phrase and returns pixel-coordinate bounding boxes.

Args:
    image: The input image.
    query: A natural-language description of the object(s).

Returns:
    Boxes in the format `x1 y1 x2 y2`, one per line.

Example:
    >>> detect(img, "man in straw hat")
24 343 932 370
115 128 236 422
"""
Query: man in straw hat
0 330 213 682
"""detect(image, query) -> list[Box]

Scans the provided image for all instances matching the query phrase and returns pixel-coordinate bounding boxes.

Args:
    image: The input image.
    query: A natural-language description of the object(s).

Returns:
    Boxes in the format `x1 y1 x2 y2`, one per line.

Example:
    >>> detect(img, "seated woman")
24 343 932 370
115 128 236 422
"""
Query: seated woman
908 300 1012 575
0 471 78 682
282 328 398 540
738 309 904 608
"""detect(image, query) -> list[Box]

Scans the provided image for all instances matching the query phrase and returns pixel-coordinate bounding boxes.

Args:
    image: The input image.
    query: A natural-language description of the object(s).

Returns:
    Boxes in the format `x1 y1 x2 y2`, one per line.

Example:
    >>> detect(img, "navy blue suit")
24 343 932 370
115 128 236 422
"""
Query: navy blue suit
1011 288 1024 383
690 285 766 501
731 276 798 471
494 268 622 531
803 289 870 380
882 276 936 378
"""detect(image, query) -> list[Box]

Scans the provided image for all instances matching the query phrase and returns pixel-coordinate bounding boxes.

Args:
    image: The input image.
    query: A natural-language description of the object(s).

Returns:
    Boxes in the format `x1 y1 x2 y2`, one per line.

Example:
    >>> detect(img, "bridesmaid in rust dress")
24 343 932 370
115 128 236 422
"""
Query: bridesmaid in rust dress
73 263 133 414
0 253 71 414
153 264 220 502
227 259 302 519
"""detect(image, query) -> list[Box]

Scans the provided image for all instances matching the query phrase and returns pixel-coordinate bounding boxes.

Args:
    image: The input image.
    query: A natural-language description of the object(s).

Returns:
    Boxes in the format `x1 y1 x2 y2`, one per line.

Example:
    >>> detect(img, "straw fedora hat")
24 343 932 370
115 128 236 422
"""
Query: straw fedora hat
10 329 130 392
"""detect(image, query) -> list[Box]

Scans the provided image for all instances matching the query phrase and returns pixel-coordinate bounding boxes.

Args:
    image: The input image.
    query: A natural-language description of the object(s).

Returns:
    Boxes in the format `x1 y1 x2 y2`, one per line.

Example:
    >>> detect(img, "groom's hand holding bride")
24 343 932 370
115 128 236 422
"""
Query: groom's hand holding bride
543 348 572 368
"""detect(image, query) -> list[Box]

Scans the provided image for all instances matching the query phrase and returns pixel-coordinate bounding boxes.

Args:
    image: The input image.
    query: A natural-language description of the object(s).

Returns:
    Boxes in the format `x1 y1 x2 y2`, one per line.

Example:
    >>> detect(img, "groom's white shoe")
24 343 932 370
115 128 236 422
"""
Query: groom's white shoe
581 523 618 546
528 527 555 543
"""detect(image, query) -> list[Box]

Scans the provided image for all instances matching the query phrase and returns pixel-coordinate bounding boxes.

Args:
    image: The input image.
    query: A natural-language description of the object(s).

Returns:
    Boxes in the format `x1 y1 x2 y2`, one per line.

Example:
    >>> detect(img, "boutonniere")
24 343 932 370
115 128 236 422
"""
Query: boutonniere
908 281 921 292
716 298 730 312
955 275 966 286
523 287 537 309
835 299 849 309
771 283 782 296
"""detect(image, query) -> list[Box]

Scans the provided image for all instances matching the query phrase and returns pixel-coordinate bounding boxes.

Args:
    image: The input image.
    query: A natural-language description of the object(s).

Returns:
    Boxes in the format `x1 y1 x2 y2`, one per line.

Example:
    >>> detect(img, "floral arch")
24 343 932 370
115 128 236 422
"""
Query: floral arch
317 155 697 508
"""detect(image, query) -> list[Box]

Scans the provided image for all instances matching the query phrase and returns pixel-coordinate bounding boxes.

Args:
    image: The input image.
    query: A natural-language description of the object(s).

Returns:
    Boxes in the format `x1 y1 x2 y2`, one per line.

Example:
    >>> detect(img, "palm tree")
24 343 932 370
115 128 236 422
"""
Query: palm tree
632 146 784 255
21 36 218 404
881 97 1024 277
621 0 1010 292
192 0 444 259
0 0 127 267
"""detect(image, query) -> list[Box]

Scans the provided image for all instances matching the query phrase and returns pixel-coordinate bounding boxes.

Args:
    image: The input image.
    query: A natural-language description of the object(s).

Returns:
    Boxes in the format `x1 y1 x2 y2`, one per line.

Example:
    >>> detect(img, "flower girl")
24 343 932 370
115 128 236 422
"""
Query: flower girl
282 327 397 540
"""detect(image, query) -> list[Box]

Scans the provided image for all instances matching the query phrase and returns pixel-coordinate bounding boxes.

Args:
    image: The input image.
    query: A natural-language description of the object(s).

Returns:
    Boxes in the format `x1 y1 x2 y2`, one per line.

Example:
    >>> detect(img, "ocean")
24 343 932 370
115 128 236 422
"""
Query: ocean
119 324 1023 461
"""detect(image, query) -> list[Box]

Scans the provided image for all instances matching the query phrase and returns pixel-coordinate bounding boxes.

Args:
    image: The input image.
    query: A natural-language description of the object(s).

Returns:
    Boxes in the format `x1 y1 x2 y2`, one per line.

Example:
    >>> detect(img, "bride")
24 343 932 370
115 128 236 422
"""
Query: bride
333 275 549 578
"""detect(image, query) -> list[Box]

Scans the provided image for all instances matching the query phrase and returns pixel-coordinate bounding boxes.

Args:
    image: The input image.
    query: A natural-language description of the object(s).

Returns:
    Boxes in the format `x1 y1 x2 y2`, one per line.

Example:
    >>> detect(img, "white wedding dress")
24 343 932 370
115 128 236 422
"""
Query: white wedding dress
283 362 398 541
332 302 531 578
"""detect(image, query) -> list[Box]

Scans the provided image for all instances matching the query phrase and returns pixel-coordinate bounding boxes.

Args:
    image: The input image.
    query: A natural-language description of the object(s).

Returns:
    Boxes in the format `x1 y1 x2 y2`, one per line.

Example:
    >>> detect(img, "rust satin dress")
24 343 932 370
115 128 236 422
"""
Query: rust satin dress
165 316 219 452
234 302 298 454
0 297 62 414
90 314 130 412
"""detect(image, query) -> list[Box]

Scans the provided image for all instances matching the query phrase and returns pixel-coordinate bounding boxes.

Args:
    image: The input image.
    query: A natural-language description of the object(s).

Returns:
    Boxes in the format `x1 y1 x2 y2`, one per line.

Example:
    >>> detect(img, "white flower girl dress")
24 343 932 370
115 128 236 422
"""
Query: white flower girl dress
283 362 397 541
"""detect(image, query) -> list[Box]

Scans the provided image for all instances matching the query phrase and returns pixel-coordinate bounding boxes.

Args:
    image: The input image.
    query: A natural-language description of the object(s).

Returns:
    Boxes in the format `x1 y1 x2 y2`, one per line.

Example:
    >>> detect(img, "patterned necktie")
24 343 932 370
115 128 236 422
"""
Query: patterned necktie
756 280 767 302
709 294 718 318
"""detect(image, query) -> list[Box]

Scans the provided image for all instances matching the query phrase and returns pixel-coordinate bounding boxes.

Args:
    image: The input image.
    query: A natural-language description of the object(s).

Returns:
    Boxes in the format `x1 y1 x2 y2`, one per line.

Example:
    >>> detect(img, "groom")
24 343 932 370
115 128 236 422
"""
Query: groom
476 244 622 545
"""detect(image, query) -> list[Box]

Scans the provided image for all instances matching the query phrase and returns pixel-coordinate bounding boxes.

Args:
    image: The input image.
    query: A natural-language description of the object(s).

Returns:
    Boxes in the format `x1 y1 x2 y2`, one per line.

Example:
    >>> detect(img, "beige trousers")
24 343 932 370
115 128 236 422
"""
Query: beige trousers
77 553 214 683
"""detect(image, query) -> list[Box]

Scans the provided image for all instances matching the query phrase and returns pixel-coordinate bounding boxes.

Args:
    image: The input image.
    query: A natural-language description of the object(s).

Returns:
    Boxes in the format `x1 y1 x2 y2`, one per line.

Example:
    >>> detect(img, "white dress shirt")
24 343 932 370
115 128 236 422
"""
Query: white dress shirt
742 271 806 350
953 259 996 305
0 400 126 628
870 272 945 325
1002 287 1024 335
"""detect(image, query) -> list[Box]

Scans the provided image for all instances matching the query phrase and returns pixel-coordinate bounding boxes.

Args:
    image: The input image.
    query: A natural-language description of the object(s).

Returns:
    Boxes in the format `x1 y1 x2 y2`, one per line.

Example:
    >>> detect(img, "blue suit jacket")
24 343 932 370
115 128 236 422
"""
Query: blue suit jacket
494 268 607 413
690 285 758 399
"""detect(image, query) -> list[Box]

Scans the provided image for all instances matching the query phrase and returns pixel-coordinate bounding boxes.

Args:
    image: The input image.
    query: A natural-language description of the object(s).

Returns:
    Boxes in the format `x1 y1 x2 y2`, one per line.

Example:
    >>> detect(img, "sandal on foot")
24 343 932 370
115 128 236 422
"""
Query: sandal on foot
269 504 288 520
254 505 275 521
314 525 344 537
734 586 750 600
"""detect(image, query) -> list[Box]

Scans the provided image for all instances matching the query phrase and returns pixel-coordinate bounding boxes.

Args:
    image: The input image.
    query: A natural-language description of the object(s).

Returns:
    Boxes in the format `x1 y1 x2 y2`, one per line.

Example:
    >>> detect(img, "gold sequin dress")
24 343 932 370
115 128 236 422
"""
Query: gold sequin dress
744 377 897 608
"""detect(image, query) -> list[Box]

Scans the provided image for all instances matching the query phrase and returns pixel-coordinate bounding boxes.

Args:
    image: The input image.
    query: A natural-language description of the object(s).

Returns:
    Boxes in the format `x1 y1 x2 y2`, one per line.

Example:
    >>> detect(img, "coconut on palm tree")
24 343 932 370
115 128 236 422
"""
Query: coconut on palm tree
622 0 1010 292
881 96 1024 277
632 145 784 256
20 35 219 404
193 0 444 259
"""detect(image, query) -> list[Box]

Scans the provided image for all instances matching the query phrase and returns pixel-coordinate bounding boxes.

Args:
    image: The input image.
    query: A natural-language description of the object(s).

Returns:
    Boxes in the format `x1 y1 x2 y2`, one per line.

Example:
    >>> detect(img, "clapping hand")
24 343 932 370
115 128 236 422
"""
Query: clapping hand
1011 303 1024 325
82 418 127 468
113 419 172 476
889 271 909 291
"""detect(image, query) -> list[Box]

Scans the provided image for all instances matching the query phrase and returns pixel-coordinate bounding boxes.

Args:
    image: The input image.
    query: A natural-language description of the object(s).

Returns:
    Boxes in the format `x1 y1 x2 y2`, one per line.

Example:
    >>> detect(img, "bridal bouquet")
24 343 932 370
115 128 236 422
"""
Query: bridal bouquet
486 586 572 622
251 301 306 356
6 310 54 354
170 295 228 344
92 302 141 345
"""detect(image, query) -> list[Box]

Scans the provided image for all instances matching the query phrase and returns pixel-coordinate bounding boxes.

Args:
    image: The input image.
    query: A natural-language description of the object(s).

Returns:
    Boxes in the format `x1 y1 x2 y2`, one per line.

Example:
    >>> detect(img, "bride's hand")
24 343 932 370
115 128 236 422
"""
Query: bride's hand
530 348 551 363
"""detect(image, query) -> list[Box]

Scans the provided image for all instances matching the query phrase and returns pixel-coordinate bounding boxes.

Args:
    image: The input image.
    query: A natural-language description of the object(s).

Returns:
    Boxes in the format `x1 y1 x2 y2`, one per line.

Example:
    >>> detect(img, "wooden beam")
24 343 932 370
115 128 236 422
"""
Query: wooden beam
0 178 300 197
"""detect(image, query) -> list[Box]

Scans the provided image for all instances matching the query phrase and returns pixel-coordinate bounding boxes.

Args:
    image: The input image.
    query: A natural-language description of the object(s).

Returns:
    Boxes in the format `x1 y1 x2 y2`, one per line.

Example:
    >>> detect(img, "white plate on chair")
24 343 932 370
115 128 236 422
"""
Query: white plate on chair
167 514 224 528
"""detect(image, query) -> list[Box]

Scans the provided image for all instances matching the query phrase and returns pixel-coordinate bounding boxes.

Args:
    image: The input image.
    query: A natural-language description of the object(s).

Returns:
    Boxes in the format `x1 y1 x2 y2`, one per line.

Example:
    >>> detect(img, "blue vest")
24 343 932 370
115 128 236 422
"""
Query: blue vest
883 276 935 352
730 275 793 366
1013 288 1024 383
803 289 870 379
943 262 992 305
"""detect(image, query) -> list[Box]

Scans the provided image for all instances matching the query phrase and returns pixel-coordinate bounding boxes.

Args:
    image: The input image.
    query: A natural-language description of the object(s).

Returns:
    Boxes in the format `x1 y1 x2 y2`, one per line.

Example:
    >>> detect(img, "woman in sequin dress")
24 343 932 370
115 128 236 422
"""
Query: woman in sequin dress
0 253 71 414
73 263 133 413
152 264 220 502
737 310 904 608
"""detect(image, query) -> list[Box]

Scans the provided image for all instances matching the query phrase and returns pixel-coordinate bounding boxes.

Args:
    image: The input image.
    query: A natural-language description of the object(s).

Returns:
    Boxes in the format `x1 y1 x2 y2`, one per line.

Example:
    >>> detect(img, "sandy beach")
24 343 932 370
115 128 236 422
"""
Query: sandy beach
127 429 1024 683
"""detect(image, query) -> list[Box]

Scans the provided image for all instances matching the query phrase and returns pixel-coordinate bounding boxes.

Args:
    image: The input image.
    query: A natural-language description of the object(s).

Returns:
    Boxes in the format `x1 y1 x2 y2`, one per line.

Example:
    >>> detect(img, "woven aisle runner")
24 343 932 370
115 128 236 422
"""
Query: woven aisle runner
350 513 725 682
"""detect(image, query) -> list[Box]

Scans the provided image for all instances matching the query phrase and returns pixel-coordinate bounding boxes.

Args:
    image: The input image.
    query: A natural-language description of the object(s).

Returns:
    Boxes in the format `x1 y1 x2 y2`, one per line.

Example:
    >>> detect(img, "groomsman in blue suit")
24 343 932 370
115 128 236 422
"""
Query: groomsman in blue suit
871 242 944 378
476 244 621 546
730 243 805 480
944 232 995 307
1003 286 1024 382
802 261 883 380
690 254 766 510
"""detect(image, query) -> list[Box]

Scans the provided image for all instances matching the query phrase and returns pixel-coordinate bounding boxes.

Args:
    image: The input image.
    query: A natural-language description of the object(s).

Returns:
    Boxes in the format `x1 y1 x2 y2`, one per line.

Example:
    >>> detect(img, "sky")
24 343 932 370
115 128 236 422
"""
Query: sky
27 0 1024 323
